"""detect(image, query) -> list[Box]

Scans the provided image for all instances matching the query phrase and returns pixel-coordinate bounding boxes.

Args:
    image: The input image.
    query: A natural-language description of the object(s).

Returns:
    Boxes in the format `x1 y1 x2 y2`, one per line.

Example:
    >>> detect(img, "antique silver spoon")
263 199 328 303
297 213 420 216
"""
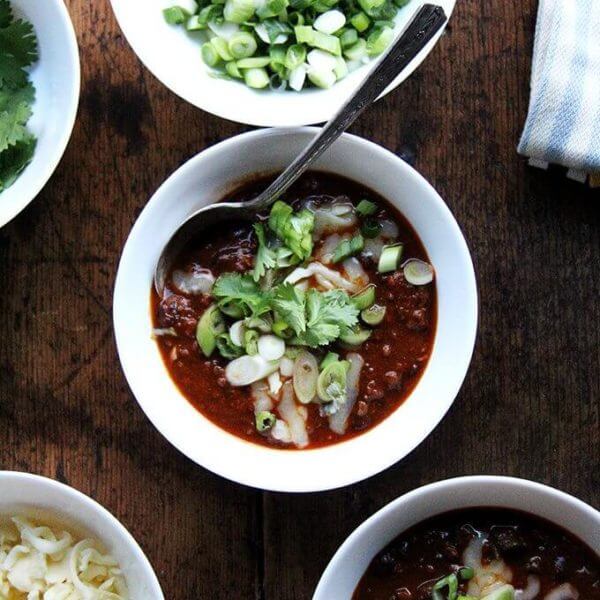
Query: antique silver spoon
155 4 447 293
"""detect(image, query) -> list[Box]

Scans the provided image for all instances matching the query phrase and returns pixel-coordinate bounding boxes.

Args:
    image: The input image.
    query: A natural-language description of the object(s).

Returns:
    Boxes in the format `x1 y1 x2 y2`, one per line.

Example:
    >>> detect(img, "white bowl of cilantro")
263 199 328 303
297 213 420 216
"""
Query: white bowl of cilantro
113 128 477 492
0 0 80 228
109 0 455 126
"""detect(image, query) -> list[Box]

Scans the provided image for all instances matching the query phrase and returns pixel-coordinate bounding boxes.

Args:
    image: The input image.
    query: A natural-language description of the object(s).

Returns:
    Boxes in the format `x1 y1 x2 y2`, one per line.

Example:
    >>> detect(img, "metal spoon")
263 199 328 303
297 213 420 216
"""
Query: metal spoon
155 4 447 293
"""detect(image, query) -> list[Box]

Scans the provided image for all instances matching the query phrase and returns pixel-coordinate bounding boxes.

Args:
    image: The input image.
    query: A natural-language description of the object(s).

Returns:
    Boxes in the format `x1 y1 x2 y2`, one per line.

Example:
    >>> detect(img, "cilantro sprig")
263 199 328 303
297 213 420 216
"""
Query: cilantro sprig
0 0 38 192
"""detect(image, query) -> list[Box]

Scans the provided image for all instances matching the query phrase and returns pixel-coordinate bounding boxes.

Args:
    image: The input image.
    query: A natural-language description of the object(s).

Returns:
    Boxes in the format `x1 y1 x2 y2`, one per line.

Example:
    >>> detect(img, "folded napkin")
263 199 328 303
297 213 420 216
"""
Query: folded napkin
518 0 600 185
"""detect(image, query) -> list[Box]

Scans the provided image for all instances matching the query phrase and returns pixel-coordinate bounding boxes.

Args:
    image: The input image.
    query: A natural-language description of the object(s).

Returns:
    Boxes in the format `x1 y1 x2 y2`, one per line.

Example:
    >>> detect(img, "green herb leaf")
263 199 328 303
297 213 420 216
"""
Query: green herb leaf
271 282 306 335
212 273 271 317
268 200 314 261
0 132 34 191
252 223 277 282
0 81 34 152
0 18 38 87
295 288 359 347
0 0 13 28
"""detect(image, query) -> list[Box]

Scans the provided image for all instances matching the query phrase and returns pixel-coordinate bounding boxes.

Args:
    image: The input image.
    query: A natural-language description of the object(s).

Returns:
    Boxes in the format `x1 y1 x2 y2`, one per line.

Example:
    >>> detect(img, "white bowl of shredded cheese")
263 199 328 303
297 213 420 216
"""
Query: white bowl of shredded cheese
0 471 164 599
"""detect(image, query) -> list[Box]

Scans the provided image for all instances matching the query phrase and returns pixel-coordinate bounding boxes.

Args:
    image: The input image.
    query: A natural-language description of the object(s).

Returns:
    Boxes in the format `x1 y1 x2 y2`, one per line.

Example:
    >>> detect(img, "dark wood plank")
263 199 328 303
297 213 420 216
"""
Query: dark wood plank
0 1 597 599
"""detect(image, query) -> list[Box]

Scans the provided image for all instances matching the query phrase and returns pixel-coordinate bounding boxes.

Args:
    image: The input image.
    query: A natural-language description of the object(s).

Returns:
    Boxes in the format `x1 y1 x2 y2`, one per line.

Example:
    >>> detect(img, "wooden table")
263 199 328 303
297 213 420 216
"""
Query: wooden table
0 1 598 598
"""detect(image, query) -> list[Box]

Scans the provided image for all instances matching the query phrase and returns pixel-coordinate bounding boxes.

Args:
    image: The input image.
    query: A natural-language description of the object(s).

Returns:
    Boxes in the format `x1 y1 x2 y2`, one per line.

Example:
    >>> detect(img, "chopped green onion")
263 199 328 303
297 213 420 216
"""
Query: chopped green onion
164 0 411 91
339 326 371 346
317 360 349 403
361 218 381 238
201 42 221 67
273 320 292 339
351 284 376 310
212 37 234 61
186 15 206 30
163 6 190 25
244 329 260 355
288 11 305 25
295 26 342 55
366 25 394 56
293 351 319 403
307 67 336 89
350 11 370 32
361 303 386 326
285 44 307 69
225 60 243 78
256 411 276 432
332 234 365 263
243 67 271 88
377 242 403 273
224 0 256 23
333 56 348 80
228 32 258 58
339 28 359 48
356 199 377 216
403 258 434 285
270 45 287 66
432 574 459 600
216 333 245 359
237 56 272 68
196 304 226 357
320 351 340 370
357 0 386 13
343 38 367 61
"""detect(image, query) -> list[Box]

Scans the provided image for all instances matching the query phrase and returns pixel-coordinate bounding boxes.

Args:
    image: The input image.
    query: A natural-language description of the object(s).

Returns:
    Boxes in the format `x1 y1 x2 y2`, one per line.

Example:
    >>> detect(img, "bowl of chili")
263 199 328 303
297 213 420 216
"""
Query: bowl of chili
314 476 600 599
113 127 477 492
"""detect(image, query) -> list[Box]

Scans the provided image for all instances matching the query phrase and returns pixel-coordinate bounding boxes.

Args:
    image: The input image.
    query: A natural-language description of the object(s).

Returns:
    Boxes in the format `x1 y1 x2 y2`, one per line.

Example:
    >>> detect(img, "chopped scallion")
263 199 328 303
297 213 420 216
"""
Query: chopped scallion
228 32 258 58
255 410 277 432
361 217 381 238
163 6 190 25
196 304 226 357
332 234 365 263
377 242 403 273
243 67 270 88
356 199 377 216
361 303 386 325
351 284 376 310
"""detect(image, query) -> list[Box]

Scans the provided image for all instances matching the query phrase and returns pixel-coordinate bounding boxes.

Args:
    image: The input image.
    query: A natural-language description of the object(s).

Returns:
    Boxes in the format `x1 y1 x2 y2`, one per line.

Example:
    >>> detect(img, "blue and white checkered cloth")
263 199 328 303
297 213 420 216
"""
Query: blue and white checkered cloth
518 0 600 184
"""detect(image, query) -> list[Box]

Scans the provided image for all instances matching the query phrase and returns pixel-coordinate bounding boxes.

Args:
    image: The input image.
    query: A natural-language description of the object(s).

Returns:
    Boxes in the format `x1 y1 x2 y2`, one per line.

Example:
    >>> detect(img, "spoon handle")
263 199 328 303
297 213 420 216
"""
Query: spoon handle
247 3 447 210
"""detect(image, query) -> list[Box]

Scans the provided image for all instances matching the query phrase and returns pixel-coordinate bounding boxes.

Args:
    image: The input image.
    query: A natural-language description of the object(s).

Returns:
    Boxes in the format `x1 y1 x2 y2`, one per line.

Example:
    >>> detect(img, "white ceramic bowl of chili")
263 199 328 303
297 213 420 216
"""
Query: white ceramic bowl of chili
113 127 478 492
108 0 455 127
314 476 600 599
0 471 164 599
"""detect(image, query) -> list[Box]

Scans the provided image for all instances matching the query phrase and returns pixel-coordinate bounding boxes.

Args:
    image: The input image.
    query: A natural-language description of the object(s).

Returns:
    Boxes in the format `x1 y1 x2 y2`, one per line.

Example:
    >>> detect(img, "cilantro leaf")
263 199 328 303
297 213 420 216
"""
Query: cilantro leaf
0 0 13 28
272 283 306 335
0 19 38 66
272 285 359 348
0 18 38 87
297 289 359 347
252 223 277 282
0 81 34 151
0 133 35 191
268 200 314 261
212 273 271 317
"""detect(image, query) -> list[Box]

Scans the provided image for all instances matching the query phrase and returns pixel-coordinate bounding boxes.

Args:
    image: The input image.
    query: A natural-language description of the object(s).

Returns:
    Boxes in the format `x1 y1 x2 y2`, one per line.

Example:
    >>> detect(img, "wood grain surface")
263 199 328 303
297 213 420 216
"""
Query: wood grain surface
0 1 598 599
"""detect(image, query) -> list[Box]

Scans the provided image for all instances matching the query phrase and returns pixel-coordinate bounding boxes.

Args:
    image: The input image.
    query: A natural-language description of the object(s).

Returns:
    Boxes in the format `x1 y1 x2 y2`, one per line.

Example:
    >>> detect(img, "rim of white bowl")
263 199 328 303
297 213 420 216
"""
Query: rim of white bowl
108 0 456 127
0 471 164 598
0 0 80 228
113 127 478 492
314 475 600 599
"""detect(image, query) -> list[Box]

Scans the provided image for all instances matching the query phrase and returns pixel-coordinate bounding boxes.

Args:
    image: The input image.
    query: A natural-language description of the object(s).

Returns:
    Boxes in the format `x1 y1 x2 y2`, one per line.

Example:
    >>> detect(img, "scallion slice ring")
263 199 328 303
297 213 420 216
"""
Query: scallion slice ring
403 258 434 285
